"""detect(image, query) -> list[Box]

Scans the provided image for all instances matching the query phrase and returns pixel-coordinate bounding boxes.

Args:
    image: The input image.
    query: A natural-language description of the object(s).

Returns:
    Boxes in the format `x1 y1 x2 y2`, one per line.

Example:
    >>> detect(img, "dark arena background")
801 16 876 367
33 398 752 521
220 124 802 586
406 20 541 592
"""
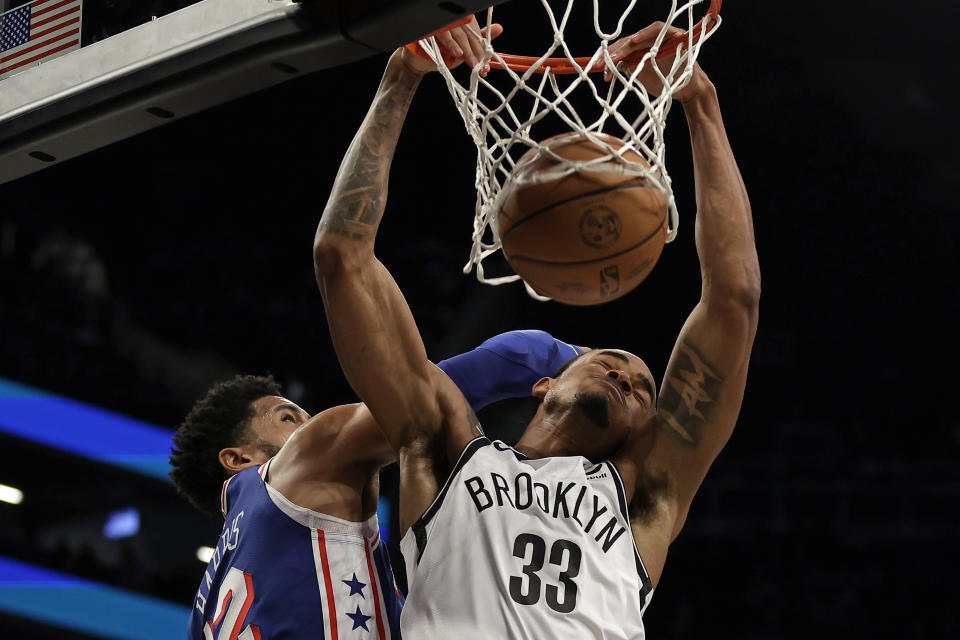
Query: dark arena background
1 1 957 638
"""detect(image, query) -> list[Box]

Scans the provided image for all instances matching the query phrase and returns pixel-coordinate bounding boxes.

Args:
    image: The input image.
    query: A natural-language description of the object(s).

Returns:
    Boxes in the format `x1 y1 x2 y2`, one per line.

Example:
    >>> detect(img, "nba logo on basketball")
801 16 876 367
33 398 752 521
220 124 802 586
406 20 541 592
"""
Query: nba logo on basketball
579 206 622 249
599 265 620 297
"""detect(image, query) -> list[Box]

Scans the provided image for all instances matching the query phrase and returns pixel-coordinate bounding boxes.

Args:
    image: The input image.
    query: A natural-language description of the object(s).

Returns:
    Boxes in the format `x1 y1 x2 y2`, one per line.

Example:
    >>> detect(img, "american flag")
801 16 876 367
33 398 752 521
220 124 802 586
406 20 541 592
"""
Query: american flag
0 0 82 80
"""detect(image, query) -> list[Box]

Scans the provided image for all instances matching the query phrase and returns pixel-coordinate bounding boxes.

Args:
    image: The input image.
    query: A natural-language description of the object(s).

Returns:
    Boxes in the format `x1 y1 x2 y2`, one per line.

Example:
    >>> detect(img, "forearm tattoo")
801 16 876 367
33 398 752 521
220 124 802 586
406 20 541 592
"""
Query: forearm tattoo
658 341 723 446
318 69 418 241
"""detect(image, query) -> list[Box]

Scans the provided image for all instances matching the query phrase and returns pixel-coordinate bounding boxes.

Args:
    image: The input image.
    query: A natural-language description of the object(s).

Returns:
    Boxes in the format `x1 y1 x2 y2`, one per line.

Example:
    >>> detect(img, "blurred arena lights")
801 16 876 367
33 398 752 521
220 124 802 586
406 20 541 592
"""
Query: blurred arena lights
0 484 23 505
196 546 215 563
102 507 141 539
0 556 190 639
0 377 174 480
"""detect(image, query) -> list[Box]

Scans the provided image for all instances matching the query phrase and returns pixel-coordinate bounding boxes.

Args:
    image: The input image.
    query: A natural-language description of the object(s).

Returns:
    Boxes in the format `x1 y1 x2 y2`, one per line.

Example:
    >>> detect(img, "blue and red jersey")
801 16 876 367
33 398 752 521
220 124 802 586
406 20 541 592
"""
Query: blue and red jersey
189 460 401 640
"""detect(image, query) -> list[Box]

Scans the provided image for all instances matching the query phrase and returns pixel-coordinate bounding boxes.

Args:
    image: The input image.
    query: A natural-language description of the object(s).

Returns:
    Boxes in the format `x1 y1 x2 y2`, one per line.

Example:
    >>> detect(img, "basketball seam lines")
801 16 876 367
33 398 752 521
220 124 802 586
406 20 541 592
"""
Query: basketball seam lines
500 182 660 243
507 210 667 266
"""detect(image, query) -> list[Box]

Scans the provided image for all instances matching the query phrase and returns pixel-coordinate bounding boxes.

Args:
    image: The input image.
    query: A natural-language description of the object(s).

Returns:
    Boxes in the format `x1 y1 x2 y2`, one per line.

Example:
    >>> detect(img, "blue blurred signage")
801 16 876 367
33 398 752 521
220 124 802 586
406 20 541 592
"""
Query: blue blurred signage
0 378 174 481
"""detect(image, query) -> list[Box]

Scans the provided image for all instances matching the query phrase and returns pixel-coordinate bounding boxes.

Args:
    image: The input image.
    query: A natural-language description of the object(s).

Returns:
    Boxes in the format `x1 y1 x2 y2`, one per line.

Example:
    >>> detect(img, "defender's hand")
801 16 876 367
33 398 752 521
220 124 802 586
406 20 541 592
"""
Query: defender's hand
399 16 503 76
603 22 712 105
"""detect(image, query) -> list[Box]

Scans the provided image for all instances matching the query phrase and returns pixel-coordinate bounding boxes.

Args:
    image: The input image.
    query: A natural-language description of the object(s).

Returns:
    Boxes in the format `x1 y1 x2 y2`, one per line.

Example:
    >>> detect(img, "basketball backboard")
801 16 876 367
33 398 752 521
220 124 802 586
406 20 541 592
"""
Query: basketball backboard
0 0 510 184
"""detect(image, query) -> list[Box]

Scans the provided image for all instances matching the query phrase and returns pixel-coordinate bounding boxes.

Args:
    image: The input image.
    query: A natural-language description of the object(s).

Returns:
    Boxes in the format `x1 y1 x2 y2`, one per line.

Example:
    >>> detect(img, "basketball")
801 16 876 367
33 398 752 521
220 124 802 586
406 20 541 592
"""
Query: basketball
496 132 669 306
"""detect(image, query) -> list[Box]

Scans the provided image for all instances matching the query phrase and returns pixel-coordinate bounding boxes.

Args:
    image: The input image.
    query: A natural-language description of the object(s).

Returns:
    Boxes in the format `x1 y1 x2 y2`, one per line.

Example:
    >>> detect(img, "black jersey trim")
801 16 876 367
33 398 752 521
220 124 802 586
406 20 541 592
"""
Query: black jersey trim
411 435 490 561
605 461 630 521
606 461 654 604
492 439 528 461
413 520 428 564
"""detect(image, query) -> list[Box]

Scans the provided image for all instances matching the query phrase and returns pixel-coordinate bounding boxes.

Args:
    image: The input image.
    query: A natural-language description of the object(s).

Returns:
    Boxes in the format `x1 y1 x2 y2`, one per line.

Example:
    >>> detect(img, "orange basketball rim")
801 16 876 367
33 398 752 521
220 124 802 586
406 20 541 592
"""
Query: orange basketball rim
406 0 723 74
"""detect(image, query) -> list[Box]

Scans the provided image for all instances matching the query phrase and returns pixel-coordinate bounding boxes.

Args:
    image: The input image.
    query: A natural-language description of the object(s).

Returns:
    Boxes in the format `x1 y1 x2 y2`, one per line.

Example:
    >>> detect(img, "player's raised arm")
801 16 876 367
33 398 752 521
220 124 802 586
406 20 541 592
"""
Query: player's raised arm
313 23 502 502
612 25 760 541
314 49 455 448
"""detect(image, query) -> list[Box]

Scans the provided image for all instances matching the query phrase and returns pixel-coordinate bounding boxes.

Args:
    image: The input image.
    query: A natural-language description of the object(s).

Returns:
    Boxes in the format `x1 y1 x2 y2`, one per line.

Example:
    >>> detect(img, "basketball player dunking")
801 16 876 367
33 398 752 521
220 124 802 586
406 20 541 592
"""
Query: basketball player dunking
314 20 759 639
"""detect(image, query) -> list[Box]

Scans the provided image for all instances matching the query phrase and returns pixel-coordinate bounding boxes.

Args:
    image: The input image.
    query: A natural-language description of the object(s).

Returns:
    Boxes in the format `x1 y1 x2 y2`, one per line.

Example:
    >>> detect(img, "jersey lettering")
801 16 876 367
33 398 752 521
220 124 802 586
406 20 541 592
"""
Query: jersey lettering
196 511 245 615
570 485 587 526
533 482 549 513
461 473 627 554
492 473 514 507
553 482 574 518
465 476 492 512
514 473 534 510
583 495 608 533
594 513 627 552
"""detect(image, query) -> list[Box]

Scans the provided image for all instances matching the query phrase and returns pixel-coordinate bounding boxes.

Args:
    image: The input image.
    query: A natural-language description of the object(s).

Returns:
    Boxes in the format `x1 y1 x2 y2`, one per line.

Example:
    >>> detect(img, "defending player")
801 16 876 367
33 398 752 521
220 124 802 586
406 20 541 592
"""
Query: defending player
170 329 582 639
313 20 759 639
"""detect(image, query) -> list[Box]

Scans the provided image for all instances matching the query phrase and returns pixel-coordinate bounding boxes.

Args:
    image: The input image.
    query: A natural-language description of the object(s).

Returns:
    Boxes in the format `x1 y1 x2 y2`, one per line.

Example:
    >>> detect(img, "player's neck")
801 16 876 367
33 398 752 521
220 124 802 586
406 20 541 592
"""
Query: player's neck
515 414 589 459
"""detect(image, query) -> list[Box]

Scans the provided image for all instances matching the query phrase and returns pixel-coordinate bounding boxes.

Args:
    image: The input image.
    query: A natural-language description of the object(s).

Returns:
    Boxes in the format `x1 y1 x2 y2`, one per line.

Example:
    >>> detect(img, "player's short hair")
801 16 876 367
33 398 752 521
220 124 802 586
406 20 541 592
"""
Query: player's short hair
169 374 282 518
552 350 589 380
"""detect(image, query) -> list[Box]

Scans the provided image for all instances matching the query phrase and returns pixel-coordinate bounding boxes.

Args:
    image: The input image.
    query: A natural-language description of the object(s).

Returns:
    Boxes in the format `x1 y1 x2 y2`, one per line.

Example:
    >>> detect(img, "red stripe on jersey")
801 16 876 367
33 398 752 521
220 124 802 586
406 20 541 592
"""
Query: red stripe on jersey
220 476 234 517
250 626 262 640
212 590 232 626
230 573 255 640
364 538 387 640
316 530 339 640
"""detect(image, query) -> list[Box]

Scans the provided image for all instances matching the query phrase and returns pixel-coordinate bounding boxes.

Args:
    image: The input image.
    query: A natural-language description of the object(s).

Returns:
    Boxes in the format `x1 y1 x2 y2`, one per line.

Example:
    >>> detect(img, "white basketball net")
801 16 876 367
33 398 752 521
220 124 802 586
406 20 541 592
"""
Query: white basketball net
413 0 722 300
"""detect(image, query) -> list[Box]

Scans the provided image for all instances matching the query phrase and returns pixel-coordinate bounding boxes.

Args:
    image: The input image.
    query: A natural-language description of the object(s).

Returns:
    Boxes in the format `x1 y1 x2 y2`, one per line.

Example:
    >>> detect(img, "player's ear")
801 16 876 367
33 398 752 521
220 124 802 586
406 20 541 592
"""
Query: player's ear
532 377 553 400
218 446 257 473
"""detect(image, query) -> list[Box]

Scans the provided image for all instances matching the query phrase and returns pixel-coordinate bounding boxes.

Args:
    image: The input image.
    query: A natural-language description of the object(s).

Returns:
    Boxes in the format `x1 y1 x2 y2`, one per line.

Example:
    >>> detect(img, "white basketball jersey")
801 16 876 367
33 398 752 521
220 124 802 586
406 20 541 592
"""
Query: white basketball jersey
400 436 653 639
